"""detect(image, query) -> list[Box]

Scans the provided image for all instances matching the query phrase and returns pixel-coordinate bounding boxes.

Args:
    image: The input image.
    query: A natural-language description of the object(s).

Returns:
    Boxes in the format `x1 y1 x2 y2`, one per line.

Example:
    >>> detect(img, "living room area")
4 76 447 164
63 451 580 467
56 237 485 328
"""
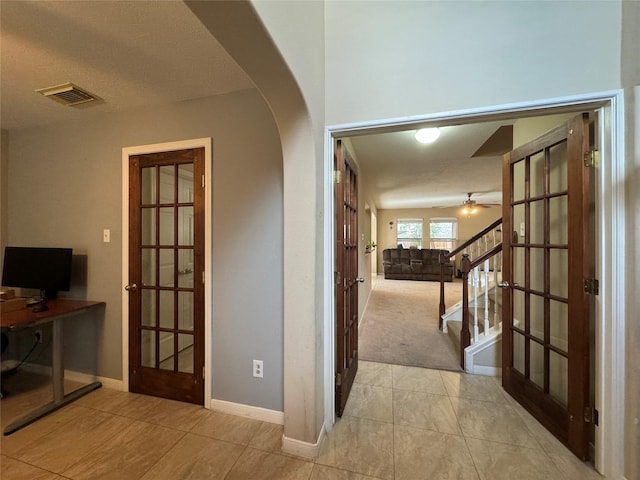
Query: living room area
359 204 501 372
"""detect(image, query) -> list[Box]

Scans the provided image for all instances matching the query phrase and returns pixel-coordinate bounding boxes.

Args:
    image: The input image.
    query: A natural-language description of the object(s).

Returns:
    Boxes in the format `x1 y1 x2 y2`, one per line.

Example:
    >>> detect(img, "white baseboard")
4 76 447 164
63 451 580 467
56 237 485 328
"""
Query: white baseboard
21 363 125 391
469 365 501 376
282 423 326 459
209 398 284 425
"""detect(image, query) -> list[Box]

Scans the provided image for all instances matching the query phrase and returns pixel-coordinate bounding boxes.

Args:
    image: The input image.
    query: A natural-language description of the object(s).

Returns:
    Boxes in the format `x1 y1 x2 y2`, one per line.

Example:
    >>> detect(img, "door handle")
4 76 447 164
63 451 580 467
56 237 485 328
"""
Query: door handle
356 277 365 283
497 281 519 289
124 283 138 292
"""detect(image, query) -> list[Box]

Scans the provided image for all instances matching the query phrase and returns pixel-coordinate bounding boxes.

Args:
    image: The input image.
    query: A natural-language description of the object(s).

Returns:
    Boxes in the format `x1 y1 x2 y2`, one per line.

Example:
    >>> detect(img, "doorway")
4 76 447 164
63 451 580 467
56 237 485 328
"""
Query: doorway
324 92 625 475
122 138 212 406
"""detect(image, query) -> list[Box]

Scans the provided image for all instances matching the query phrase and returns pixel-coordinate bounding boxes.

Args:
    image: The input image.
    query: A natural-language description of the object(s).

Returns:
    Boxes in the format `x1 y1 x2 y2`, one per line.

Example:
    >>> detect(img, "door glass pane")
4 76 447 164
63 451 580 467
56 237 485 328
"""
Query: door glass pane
549 196 568 244
159 165 175 203
159 249 174 287
141 290 155 327
512 160 526 202
178 250 194 288
529 293 545 341
513 331 525 374
141 167 156 204
141 330 155 367
178 334 194 373
530 247 545 293
549 141 568 194
530 340 544 389
550 300 569 352
178 207 194 246
550 351 568 406
159 207 174 245
159 290 174 329
178 164 194 203
141 208 156 245
141 248 156 286
178 292 194 331
549 249 568 299
513 289 525 328
530 151 545 198
513 203 525 244
513 247 525 289
159 332 174 371
529 200 545 245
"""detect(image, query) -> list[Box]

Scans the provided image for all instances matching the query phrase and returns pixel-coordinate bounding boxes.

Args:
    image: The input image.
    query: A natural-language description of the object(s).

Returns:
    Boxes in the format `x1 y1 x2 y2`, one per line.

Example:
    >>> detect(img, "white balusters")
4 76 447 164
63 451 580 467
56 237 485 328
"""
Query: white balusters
472 265 479 342
484 259 490 335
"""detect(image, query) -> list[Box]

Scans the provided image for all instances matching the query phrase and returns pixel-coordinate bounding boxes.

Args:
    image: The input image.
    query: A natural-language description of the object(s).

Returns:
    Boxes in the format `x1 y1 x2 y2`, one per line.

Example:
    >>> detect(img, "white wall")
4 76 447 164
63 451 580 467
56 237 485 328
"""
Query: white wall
325 1 621 126
186 0 327 449
5 89 285 412
621 2 640 478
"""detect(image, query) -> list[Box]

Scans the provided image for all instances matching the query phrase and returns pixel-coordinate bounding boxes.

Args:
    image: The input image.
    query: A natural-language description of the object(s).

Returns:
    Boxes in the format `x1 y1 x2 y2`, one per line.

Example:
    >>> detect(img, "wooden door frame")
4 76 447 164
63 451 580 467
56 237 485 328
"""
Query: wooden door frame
122 138 212 407
323 91 625 478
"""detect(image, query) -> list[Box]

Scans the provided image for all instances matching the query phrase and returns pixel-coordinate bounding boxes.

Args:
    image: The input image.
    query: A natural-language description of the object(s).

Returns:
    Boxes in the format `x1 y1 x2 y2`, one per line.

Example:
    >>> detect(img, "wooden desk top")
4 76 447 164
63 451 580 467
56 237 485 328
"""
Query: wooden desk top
0 299 105 328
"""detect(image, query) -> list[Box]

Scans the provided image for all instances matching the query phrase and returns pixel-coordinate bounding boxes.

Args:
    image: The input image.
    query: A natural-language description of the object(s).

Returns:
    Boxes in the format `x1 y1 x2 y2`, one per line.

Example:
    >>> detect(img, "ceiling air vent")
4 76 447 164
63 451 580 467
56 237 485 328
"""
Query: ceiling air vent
36 82 98 106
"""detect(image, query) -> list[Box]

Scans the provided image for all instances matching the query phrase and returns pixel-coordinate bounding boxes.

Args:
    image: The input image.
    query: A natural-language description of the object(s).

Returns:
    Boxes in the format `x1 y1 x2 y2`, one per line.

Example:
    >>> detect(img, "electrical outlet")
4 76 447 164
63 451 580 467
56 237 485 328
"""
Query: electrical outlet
253 359 263 378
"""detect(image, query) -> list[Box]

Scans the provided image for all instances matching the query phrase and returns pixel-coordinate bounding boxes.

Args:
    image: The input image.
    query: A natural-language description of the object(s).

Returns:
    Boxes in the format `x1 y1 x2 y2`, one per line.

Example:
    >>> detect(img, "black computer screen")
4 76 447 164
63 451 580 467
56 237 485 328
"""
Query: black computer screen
1 246 73 295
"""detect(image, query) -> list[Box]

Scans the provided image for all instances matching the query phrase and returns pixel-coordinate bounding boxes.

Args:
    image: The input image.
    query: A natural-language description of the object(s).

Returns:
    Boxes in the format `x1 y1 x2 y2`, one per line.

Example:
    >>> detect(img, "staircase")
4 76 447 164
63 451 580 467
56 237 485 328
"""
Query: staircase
438 219 504 375
442 269 503 375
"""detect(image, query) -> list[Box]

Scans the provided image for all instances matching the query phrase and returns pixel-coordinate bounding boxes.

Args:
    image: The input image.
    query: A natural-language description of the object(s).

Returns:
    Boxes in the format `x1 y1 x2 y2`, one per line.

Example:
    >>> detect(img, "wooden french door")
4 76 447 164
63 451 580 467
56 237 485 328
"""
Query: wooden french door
501 113 592 458
335 140 359 416
128 148 205 404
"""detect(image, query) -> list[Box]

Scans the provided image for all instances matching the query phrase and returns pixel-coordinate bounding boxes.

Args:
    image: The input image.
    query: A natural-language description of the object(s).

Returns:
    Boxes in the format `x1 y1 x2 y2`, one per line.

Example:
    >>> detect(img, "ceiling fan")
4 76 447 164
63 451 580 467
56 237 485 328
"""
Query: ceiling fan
461 192 498 215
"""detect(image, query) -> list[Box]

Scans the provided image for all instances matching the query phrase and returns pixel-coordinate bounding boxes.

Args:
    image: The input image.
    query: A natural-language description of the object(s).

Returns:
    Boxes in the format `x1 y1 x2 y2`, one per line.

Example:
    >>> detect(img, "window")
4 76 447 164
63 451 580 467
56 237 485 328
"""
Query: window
429 218 458 252
396 219 423 248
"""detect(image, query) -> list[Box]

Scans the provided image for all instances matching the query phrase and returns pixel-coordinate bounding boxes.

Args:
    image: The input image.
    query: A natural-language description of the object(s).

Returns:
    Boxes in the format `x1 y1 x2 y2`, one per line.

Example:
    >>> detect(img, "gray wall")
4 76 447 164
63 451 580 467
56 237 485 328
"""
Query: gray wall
4 88 285 412
621 1 640 478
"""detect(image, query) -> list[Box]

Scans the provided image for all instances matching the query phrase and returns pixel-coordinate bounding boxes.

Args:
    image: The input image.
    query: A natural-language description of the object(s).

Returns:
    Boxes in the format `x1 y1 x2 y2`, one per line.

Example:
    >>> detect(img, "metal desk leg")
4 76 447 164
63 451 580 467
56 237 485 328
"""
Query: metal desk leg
3 318 102 436
52 317 64 401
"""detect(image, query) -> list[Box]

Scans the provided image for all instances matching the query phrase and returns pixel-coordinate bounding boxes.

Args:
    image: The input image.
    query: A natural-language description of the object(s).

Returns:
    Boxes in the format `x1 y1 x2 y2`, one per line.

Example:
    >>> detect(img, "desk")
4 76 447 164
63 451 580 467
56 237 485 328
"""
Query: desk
1 299 105 435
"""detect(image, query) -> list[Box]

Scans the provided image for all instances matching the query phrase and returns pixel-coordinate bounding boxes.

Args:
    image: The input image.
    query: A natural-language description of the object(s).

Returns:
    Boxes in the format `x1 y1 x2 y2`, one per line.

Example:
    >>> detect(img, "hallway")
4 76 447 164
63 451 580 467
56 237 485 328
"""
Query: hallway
1 362 601 479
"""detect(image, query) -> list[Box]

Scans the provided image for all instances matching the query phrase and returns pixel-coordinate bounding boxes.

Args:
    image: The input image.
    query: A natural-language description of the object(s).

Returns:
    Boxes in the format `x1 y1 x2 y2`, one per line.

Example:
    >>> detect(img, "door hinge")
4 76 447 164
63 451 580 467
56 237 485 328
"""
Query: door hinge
335 372 342 386
202 174 205 188
584 278 599 295
333 170 342 184
584 150 600 168
202 366 205 380
335 271 341 285
584 406 599 425
202 271 206 285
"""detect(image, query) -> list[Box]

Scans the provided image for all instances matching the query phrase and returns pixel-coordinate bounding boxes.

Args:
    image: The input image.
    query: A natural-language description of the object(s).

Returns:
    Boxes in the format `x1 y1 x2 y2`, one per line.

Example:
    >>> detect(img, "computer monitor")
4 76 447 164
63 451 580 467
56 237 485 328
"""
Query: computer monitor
1 246 73 311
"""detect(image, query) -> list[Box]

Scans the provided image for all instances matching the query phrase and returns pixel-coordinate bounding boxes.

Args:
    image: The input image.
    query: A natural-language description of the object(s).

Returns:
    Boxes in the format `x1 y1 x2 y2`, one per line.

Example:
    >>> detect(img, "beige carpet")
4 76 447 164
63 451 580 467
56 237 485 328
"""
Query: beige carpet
359 276 463 371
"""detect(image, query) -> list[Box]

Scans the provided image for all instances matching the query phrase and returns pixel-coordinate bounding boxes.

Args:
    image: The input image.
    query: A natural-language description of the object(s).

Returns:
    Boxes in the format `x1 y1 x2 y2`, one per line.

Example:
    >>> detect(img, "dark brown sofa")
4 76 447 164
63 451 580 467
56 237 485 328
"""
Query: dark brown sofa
382 248 453 281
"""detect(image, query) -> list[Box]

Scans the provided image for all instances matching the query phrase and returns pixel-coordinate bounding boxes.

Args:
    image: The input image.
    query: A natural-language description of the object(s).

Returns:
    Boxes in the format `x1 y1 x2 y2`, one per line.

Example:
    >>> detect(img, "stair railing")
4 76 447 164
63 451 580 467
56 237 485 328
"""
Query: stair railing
439 218 503 369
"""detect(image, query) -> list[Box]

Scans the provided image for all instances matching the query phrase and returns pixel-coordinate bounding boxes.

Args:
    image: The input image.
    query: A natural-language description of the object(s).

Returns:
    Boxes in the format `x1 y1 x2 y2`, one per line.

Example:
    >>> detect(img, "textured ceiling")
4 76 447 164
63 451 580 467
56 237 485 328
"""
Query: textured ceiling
1 1 515 210
347 121 511 209
0 1 254 130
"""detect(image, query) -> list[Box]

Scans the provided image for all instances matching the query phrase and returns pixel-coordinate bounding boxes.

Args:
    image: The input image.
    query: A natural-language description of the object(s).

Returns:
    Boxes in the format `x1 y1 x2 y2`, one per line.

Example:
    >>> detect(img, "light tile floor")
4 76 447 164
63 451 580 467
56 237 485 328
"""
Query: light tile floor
0 361 602 480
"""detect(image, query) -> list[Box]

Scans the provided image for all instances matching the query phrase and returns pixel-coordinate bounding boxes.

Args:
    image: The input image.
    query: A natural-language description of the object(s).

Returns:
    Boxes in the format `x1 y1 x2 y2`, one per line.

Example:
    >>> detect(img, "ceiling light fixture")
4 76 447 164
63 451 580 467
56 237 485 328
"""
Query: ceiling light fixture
461 206 478 217
415 127 440 144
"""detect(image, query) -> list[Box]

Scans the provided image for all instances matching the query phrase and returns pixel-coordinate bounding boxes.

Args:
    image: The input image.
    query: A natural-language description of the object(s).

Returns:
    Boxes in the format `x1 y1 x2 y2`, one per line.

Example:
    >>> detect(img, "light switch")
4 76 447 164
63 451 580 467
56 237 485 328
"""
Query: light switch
519 222 525 238
103 229 111 243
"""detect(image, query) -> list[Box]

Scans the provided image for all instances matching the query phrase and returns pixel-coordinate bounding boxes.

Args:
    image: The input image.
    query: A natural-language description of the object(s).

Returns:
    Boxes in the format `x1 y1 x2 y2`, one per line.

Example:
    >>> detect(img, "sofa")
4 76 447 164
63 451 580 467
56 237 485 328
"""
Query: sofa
382 248 454 281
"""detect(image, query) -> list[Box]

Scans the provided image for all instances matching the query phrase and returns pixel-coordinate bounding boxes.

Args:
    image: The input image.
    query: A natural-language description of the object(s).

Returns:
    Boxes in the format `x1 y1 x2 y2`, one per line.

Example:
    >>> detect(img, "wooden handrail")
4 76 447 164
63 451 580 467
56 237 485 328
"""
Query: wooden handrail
466 243 502 271
438 218 502 325
442 217 502 262
438 218 504 370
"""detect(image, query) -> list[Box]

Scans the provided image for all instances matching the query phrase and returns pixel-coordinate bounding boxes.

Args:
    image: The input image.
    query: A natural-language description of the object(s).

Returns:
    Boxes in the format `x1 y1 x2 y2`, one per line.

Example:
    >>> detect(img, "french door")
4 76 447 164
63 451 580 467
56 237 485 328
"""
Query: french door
501 113 592 458
335 140 359 416
127 148 205 404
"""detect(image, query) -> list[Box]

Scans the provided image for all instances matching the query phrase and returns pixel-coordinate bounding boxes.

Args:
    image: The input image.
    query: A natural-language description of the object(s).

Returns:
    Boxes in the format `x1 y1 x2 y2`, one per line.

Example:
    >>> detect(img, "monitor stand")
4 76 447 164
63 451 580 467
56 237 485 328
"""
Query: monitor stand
31 290 49 312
